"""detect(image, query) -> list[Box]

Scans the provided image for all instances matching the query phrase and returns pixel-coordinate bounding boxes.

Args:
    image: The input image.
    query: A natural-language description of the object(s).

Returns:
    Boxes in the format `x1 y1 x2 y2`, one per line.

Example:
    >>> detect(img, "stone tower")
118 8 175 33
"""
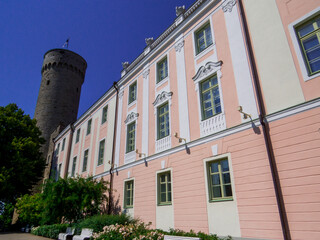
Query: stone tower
34 49 87 166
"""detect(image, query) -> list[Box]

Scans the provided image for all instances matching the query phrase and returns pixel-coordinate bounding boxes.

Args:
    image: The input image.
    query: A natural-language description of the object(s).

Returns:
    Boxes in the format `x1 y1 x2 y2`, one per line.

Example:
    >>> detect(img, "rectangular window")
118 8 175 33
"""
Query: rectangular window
58 163 62 178
82 149 89 172
195 23 213 54
200 75 221 120
56 143 60 155
157 57 168 83
124 180 134 208
101 105 108 124
296 15 320 75
207 159 233 201
75 129 80 143
158 171 172 205
62 138 66 151
87 119 92 135
97 139 105 166
126 122 136 153
157 103 169 139
128 82 137 104
71 156 77 177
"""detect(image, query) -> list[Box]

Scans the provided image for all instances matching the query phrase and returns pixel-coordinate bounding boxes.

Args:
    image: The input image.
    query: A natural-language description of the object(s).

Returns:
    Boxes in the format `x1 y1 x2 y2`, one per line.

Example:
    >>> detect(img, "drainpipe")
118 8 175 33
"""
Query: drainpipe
238 1 291 239
64 124 75 179
107 82 119 214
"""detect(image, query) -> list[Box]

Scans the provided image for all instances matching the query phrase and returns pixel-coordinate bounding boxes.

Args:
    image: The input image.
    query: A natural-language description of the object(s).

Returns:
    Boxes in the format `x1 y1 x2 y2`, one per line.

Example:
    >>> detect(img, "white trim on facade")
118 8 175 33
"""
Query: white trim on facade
175 34 191 143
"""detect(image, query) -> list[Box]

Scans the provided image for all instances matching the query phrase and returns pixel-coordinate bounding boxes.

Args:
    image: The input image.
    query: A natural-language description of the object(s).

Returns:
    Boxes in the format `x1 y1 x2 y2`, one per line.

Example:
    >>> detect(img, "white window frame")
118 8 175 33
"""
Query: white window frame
97 138 106 166
128 80 138 107
289 7 320 81
156 168 173 206
82 148 89 173
123 178 135 209
193 61 226 137
153 91 172 153
155 53 169 87
124 111 138 164
193 19 215 60
203 153 235 203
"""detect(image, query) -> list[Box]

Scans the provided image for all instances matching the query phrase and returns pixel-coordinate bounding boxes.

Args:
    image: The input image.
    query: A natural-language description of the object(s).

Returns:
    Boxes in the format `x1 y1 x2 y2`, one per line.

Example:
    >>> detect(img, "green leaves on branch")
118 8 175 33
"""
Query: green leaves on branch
0 103 45 202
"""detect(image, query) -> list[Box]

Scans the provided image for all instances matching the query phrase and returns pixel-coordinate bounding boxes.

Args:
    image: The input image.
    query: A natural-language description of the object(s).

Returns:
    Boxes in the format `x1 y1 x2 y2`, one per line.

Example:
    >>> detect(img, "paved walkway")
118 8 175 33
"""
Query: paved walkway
0 232 53 240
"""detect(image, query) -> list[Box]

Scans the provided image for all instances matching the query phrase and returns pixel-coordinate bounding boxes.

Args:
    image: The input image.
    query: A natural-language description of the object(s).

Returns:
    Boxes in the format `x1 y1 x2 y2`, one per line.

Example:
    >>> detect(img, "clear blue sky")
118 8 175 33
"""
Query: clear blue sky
0 0 195 117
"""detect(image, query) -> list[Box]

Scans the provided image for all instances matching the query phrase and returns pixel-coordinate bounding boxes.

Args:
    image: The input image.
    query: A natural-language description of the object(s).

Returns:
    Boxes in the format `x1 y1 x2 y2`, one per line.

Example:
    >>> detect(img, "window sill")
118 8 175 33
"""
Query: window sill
157 202 172 206
124 150 136 164
195 43 214 60
156 76 169 88
128 100 137 108
155 135 171 153
200 113 226 137
124 206 133 209
209 197 233 203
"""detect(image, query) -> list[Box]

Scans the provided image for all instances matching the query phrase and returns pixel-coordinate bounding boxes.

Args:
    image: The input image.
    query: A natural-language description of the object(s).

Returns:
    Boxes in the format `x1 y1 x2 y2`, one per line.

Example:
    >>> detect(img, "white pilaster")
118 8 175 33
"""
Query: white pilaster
175 36 191 142
223 0 258 121
114 88 124 168
142 68 150 156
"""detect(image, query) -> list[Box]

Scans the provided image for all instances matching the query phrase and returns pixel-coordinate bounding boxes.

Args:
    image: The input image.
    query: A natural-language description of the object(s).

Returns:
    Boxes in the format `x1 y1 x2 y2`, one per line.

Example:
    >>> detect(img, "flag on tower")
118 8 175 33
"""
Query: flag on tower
62 38 69 48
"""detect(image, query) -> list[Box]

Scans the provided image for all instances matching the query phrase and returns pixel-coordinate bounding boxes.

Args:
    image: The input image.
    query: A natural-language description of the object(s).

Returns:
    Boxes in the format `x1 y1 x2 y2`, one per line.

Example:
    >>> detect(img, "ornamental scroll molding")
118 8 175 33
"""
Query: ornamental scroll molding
222 0 237 13
175 40 185 52
192 61 223 81
143 69 150 79
124 112 139 124
153 91 173 106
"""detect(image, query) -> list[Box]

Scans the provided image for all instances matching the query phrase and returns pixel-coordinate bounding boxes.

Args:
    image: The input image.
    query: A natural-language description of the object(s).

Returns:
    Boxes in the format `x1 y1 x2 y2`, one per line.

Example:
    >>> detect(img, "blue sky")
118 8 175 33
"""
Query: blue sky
0 0 195 117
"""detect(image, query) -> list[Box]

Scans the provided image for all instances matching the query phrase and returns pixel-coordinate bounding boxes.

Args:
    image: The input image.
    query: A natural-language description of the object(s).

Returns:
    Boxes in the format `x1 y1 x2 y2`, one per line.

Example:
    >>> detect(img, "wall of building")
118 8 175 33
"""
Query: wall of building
50 0 320 239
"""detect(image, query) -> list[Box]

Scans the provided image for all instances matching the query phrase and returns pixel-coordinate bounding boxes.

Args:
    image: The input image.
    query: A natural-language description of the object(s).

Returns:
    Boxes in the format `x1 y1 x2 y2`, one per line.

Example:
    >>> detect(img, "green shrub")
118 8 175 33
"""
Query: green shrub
73 214 133 234
31 224 68 239
15 193 43 226
164 228 232 240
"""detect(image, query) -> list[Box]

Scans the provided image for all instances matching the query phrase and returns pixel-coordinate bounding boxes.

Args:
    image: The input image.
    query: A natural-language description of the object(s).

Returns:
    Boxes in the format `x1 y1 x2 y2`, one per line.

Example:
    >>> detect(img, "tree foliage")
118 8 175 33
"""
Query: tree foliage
41 176 109 224
0 104 45 202
15 193 43 226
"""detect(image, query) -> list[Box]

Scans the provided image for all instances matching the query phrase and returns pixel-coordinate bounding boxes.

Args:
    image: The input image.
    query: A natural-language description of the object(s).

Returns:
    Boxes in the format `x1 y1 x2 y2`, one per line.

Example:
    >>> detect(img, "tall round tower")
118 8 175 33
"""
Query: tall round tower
34 49 87 159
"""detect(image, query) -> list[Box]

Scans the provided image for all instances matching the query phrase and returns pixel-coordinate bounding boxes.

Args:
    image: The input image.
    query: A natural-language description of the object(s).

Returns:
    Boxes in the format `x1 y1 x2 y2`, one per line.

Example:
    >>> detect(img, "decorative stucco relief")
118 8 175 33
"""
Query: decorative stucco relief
174 40 185 52
192 61 223 81
124 112 139 124
143 69 150 79
153 91 173 107
222 0 237 13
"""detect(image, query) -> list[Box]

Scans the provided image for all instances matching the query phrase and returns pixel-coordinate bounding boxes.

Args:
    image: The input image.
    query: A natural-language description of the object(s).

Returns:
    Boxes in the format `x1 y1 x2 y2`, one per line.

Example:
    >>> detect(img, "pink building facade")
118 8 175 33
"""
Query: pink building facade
51 0 320 239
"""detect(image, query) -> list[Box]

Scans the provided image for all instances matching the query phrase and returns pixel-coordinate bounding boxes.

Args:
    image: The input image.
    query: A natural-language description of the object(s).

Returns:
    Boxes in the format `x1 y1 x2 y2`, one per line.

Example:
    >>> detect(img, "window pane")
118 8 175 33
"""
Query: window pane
310 58 320 72
168 191 172 202
224 185 233 197
211 174 220 185
298 22 315 37
223 173 231 184
306 44 320 61
210 162 219 173
161 193 167 202
302 35 319 51
213 186 222 198
160 183 166 193
221 160 229 171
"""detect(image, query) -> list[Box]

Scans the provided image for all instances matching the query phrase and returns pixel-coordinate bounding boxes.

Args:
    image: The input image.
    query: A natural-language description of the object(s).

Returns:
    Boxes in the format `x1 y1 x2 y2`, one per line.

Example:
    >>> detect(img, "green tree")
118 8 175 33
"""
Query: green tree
15 193 43 226
0 104 45 202
41 176 109 224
